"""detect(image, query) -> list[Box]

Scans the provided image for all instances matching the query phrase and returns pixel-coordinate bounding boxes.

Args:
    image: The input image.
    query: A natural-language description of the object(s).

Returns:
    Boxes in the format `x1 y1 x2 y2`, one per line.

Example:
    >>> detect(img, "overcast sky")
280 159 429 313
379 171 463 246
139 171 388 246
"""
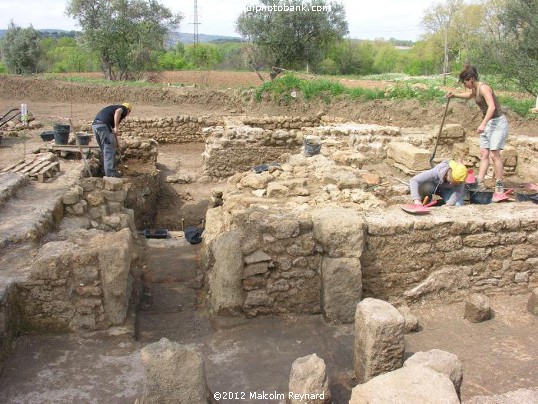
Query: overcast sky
0 0 437 41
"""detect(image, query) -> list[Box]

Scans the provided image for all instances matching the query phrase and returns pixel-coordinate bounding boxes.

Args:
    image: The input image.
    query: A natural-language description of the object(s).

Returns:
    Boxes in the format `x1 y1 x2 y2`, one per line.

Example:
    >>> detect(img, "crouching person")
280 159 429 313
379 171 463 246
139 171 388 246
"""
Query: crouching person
410 160 468 206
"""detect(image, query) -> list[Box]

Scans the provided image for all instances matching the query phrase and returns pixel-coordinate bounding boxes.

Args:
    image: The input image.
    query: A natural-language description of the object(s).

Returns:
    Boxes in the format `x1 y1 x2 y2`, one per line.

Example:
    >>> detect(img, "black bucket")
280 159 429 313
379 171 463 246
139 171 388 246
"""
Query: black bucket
40 131 55 142
76 132 91 145
143 229 169 239
470 190 493 204
54 131 70 145
304 136 321 157
53 123 70 133
515 191 538 204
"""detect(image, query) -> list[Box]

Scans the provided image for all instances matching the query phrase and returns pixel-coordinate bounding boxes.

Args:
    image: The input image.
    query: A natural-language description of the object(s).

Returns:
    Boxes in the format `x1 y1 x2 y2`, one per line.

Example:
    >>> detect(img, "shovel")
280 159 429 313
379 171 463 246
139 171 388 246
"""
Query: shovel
429 98 451 168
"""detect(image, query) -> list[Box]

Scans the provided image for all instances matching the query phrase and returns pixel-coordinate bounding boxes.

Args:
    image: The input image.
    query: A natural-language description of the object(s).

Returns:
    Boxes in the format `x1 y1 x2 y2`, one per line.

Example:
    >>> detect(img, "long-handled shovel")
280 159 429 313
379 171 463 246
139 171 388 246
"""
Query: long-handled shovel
429 98 451 168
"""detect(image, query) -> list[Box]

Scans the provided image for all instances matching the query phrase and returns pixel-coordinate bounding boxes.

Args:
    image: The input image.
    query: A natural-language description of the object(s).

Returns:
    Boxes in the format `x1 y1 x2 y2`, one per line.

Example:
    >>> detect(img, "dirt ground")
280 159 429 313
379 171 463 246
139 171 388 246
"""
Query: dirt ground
0 73 537 402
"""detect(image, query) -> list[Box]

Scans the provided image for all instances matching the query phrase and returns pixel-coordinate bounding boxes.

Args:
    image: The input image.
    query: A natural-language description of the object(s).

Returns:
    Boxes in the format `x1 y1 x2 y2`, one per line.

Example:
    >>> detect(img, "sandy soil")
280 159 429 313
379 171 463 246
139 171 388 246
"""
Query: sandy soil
0 73 537 402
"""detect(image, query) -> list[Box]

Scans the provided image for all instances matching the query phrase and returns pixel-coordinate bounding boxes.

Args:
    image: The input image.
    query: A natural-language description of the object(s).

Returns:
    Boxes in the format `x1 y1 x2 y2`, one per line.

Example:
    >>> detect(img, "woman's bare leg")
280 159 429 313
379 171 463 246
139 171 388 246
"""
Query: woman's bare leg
478 148 490 182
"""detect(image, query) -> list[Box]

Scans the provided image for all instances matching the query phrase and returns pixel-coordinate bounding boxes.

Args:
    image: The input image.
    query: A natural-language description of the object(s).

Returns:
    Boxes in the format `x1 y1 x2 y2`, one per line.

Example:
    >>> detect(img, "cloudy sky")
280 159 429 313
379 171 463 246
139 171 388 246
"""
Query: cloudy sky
0 0 437 41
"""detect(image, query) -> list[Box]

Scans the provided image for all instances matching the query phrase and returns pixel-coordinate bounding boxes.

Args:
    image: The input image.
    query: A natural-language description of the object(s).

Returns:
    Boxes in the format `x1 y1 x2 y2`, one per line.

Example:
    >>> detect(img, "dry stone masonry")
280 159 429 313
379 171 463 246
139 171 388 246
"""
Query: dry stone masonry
202 145 537 320
62 177 137 234
17 228 133 332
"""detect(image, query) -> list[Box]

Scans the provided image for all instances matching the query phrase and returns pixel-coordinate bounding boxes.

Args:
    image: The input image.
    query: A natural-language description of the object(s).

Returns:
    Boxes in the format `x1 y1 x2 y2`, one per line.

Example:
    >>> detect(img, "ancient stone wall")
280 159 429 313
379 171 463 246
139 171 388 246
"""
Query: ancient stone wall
16 228 133 332
204 204 365 322
8 178 139 334
121 116 222 143
62 177 137 234
202 152 537 322
204 203 537 321
362 208 538 304
202 126 305 178
200 121 479 179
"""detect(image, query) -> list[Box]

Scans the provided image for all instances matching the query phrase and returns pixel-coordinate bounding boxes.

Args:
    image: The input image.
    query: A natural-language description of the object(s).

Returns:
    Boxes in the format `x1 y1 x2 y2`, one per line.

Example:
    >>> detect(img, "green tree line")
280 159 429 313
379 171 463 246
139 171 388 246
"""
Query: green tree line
0 0 535 96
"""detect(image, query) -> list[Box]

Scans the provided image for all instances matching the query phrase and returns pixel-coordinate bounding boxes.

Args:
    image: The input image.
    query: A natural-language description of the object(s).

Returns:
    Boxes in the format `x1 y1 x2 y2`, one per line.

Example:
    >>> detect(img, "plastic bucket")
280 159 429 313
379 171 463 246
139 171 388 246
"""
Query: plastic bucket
54 131 70 145
464 183 478 201
40 131 55 142
53 123 70 133
76 132 91 145
470 190 493 204
515 191 538 204
304 135 321 157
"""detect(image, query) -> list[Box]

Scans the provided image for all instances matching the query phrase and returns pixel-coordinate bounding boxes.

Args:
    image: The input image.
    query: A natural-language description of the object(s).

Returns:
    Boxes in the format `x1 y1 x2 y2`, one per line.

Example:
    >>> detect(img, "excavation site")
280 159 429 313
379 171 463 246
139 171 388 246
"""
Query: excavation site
0 74 536 403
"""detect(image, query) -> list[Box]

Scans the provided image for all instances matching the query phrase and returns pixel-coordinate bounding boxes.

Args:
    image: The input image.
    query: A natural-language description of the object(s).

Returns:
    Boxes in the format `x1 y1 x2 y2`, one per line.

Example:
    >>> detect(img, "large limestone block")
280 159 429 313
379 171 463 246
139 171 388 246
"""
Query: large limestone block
527 288 538 316
311 207 365 258
288 354 331 404
349 365 459 404
441 123 465 139
464 293 491 323
502 145 518 167
387 142 431 171
208 229 244 314
321 257 362 323
96 228 133 325
396 305 419 333
140 338 212 403
354 298 405 383
404 349 463 397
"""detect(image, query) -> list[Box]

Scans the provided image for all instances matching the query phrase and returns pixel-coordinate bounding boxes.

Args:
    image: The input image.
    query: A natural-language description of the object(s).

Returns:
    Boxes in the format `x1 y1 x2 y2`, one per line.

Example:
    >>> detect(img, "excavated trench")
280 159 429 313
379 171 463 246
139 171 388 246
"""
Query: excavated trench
0 112 537 402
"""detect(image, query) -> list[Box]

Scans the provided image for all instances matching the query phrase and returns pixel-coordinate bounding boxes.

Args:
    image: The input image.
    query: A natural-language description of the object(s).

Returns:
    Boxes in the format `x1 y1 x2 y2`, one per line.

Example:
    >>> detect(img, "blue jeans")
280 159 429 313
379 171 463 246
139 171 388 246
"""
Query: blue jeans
418 181 464 206
91 123 118 177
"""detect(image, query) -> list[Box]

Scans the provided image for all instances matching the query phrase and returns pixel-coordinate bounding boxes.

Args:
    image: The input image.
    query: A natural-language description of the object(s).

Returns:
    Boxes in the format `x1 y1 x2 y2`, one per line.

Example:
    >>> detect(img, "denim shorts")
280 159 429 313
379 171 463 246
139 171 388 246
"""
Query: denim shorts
480 114 508 150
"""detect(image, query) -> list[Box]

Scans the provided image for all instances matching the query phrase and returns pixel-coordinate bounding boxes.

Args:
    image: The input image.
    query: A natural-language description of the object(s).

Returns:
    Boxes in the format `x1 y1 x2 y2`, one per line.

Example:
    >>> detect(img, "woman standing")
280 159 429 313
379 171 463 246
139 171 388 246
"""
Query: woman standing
446 64 509 193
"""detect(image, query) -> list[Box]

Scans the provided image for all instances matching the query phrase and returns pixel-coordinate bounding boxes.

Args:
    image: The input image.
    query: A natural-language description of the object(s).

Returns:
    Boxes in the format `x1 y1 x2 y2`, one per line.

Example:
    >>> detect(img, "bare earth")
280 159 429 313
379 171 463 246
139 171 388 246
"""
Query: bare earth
0 72 536 402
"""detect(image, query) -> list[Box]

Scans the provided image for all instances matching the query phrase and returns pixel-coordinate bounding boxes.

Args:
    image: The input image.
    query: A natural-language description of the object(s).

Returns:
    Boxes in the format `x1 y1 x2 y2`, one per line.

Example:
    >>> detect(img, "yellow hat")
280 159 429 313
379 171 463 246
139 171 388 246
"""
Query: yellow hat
449 160 468 183
122 102 132 111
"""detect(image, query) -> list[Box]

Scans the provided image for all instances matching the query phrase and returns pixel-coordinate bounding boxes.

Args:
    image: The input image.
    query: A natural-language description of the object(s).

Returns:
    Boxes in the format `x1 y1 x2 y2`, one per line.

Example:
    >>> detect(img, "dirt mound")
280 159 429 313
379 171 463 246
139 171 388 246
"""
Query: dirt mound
0 75 536 136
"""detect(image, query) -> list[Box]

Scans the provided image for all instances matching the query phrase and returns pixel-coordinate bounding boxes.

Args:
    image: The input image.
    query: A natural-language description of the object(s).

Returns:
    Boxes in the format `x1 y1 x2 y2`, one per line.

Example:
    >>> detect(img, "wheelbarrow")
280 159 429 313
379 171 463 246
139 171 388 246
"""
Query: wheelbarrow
0 108 21 129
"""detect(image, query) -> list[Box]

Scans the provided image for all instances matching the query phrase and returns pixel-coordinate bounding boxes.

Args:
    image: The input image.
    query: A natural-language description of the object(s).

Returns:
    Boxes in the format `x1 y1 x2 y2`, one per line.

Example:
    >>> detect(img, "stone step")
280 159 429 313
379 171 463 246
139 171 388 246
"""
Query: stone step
0 172 28 208
0 162 83 250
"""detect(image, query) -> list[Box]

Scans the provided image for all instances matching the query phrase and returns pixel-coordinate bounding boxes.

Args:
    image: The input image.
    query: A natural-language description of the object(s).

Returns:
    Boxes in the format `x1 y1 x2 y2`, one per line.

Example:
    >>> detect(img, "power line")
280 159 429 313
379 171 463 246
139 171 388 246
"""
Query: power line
191 0 201 46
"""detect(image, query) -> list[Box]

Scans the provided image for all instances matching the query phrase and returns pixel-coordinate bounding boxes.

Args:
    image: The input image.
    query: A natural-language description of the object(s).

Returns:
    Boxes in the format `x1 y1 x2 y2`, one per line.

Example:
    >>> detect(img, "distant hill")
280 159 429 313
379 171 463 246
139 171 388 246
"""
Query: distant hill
0 29 243 44
169 32 244 45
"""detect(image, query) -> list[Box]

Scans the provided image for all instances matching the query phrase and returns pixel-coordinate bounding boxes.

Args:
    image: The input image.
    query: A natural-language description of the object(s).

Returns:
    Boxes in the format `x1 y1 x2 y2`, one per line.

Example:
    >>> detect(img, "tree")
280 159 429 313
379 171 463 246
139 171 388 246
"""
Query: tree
236 0 348 71
478 0 537 96
422 0 463 82
0 21 43 74
66 0 181 80
41 37 97 73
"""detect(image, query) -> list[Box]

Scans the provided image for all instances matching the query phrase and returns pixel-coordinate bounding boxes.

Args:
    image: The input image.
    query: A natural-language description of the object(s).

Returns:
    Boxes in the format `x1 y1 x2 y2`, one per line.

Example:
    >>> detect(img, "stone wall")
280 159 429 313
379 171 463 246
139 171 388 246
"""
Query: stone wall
204 202 537 322
121 115 222 143
204 204 365 322
62 177 137 234
362 207 538 304
202 125 305 179
200 121 479 179
201 152 537 322
16 228 133 332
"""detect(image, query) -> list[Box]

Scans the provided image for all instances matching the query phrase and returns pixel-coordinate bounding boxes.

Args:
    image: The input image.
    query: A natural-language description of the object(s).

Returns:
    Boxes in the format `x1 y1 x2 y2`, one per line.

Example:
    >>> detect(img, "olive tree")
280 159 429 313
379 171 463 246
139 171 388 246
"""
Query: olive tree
478 0 537 96
66 0 181 80
0 21 43 74
236 0 348 71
